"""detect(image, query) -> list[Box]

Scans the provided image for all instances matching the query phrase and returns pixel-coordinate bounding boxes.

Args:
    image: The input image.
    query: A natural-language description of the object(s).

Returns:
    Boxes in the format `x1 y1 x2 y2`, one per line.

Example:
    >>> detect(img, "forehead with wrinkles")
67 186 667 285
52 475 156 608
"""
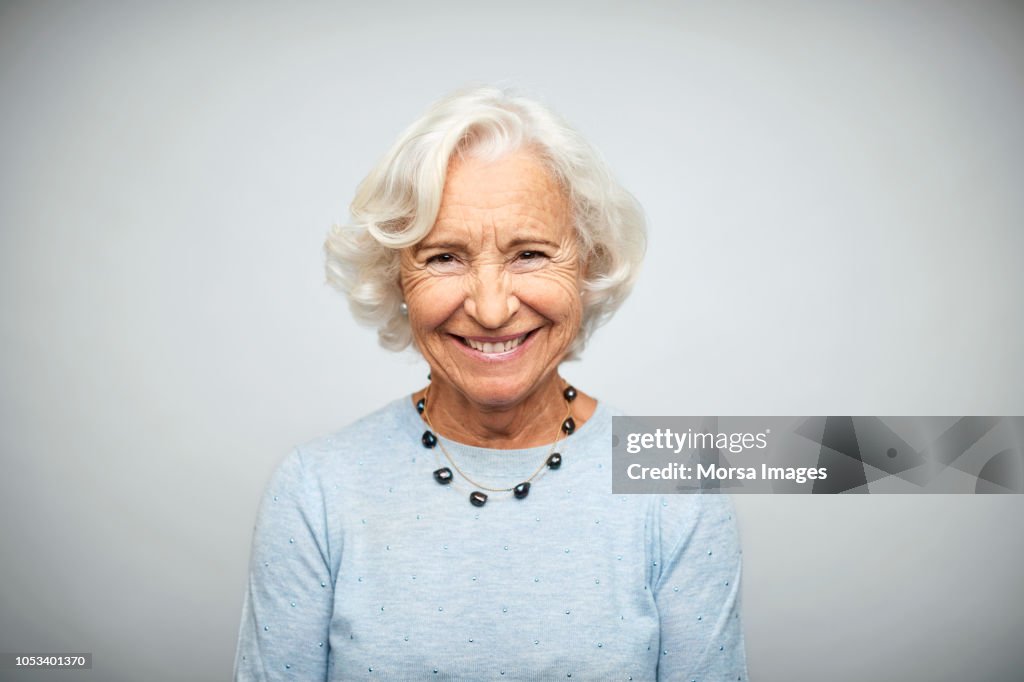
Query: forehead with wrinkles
427 150 573 247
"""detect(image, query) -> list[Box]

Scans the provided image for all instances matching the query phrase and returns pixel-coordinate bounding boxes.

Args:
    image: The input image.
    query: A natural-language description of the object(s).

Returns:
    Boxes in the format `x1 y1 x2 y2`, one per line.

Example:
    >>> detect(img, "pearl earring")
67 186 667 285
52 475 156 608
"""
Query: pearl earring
399 301 408 316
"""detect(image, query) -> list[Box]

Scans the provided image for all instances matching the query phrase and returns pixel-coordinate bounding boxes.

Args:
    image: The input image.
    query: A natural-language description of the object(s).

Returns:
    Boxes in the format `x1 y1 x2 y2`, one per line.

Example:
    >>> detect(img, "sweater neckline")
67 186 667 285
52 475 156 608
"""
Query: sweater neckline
396 393 608 481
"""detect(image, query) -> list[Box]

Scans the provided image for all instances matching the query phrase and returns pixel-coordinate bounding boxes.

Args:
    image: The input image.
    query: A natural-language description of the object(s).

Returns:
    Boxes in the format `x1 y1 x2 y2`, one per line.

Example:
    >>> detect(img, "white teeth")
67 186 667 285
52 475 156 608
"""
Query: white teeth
467 334 527 354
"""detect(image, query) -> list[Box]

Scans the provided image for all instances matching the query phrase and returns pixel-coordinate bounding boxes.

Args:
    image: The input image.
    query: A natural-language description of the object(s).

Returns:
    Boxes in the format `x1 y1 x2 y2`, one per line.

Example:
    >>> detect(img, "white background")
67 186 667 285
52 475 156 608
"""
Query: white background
2 1 1023 680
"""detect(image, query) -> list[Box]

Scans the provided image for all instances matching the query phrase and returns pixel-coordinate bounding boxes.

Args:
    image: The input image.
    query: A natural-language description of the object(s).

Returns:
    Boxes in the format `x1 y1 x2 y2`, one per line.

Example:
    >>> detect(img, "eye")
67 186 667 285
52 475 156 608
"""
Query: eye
424 252 464 273
509 250 550 272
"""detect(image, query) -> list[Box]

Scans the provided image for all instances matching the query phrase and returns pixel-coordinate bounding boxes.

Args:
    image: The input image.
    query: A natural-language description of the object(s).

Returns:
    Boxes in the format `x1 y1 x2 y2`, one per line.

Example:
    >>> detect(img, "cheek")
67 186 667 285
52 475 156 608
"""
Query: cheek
520 271 583 325
403 273 464 331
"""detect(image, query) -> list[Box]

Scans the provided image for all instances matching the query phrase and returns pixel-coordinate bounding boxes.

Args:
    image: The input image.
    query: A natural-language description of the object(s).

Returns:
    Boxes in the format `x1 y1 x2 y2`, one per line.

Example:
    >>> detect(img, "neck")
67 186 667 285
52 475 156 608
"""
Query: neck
417 374 572 449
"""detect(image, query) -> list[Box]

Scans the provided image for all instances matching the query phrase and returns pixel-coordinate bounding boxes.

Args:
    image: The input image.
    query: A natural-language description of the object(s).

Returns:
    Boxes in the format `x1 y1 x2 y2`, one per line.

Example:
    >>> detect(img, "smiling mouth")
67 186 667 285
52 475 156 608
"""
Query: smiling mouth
454 330 536 354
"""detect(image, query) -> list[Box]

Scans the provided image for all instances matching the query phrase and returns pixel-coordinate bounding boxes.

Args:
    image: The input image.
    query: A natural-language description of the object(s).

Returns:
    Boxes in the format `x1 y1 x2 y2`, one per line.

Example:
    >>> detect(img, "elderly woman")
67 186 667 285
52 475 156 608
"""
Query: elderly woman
235 87 747 680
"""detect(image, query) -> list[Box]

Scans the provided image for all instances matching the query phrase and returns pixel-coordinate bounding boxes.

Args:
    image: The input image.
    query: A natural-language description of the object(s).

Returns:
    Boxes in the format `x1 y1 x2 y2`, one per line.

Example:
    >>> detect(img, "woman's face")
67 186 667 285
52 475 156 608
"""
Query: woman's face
399 149 583 409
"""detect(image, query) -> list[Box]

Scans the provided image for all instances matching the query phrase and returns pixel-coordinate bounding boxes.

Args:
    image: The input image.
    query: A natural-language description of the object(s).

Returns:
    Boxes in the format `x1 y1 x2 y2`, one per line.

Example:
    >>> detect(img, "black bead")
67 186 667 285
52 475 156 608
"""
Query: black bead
547 453 562 469
427 372 431 380
562 417 576 435
563 386 577 402
513 482 531 499
469 491 488 507
433 467 453 484
421 430 437 448
416 398 425 414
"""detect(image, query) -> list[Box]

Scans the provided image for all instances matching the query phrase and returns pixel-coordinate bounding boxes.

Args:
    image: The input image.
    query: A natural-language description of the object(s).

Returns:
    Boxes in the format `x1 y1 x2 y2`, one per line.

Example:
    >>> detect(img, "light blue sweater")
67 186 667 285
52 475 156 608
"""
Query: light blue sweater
234 397 748 680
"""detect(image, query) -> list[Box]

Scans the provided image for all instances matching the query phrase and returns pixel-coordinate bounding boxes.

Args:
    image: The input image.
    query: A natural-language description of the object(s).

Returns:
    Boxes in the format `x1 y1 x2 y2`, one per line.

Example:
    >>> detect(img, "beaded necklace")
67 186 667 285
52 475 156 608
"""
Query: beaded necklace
418 383 578 507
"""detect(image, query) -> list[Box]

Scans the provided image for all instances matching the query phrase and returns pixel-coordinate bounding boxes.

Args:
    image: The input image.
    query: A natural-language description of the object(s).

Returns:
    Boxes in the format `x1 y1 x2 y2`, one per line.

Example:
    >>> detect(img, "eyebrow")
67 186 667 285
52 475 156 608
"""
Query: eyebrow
413 236 561 254
504 237 561 250
413 240 466 255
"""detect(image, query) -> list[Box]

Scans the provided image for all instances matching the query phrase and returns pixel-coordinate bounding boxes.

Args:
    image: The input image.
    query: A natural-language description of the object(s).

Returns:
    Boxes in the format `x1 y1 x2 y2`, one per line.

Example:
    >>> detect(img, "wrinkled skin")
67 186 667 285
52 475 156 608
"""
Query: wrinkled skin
400 149 595 447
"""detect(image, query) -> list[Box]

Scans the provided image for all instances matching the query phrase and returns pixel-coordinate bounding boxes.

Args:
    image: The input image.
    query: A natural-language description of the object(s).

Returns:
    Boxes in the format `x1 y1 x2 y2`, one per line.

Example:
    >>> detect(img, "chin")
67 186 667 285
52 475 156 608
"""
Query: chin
461 376 542 409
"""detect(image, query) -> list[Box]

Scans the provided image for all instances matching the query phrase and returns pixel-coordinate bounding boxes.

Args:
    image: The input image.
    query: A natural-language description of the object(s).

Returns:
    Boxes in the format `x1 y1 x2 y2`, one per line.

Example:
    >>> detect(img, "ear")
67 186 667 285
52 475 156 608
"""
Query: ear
396 259 406 297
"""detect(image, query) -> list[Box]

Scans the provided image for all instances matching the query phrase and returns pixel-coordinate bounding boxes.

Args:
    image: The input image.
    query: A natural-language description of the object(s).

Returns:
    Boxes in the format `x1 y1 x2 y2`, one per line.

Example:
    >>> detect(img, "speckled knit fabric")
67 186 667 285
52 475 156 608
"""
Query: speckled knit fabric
234 397 748 681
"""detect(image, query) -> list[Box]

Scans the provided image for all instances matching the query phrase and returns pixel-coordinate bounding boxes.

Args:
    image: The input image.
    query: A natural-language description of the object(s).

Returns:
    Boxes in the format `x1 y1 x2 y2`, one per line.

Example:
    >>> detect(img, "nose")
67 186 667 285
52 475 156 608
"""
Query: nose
464 264 520 329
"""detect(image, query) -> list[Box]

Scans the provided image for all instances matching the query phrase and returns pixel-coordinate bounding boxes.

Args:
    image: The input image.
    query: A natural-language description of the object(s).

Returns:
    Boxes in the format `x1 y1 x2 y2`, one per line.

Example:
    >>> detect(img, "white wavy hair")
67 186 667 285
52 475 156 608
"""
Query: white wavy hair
324 86 647 360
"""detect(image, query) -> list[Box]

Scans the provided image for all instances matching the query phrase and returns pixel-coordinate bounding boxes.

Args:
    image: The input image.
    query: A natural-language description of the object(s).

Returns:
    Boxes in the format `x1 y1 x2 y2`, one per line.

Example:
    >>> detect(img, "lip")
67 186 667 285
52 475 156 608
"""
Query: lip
461 331 533 343
449 328 540 362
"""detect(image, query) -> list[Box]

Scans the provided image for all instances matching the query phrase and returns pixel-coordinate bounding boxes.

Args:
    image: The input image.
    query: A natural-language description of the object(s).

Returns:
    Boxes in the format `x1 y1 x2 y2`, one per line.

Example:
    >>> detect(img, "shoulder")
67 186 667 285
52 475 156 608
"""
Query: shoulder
598 401 628 418
655 493 738 545
649 493 741 582
264 397 412 490
586 395 627 418
295 396 411 460
574 399 625 442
